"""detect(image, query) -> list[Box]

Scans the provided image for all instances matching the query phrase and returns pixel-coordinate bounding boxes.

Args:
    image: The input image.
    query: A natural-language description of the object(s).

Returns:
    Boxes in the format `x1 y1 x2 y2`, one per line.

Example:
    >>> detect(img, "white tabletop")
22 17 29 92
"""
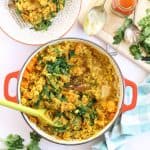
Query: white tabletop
0 21 148 150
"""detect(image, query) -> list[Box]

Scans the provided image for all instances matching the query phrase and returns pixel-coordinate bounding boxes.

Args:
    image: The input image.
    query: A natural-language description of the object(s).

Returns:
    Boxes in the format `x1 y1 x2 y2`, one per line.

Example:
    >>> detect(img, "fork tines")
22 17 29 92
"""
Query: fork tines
9 9 27 28
0 0 27 28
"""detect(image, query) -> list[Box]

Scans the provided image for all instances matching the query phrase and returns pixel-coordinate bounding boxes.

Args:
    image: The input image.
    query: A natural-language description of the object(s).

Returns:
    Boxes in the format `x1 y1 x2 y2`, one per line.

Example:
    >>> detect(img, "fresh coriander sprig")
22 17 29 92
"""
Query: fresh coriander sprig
27 132 41 150
113 9 150 61
113 18 133 44
5 134 24 150
0 131 41 150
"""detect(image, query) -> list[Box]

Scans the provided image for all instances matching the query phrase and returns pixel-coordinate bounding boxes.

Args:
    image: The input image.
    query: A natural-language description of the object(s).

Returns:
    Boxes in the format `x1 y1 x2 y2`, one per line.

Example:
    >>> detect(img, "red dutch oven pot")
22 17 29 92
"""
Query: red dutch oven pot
3 38 138 145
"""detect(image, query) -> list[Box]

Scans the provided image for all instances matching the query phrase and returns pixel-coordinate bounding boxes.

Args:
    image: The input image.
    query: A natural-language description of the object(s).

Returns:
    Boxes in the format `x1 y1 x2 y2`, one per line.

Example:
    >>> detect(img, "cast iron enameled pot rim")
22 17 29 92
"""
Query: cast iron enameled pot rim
17 37 125 145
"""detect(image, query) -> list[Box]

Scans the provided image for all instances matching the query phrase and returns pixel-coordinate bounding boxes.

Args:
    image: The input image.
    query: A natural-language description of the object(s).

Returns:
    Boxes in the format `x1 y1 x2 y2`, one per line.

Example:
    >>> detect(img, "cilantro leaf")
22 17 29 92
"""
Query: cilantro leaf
27 140 41 150
27 131 41 150
30 131 41 142
129 45 142 60
69 50 75 59
34 20 52 31
113 18 133 44
5 134 24 150
46 56 70 75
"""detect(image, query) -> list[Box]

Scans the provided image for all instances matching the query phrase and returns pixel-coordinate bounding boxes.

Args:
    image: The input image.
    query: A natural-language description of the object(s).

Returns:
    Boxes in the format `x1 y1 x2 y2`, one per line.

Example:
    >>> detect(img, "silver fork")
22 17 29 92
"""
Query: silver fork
1 0 28 28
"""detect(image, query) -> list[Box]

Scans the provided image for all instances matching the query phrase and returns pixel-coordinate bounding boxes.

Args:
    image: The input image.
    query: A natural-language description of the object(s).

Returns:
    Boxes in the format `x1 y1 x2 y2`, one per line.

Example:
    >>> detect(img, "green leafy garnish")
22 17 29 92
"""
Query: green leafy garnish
54 126 67 133
69 50 75 59
87 98 96 107
72 116 82 130
27 131 41 150
113 9 150 61
54 48 61 56
15 8 21 15
55 111 64 117
89 110 97 126
59 95 67 101
75 106 88 116
46 56 70 75
138 11 150 29
50 12 56 18
34 20 52 31
146 8 150 15
64 82 70 87
34 82 60 107
136 10 150 57
5 134 24 150
0 131 41 150
30 131 41 142
113 18 133 44
129 45 142 60
34 84 50 107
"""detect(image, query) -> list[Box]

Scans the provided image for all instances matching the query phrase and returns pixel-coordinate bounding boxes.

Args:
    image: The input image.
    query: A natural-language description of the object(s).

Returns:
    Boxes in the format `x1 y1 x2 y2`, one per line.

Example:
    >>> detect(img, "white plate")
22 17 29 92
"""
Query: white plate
0 0 81 45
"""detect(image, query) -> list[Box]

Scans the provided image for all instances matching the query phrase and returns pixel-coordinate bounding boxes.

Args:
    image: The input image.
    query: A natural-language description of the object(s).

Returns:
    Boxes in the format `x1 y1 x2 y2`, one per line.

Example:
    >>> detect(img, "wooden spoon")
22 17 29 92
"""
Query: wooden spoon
0 100 62 127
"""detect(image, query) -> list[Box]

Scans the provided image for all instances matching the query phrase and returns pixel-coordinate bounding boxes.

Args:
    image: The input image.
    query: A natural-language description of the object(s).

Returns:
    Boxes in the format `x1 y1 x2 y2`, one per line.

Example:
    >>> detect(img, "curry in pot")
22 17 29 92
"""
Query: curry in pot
21 41 120 140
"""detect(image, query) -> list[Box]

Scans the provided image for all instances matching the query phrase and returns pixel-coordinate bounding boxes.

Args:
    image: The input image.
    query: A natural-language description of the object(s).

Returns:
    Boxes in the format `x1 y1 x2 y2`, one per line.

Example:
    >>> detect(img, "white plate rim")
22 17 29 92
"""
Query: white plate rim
0 0 82 46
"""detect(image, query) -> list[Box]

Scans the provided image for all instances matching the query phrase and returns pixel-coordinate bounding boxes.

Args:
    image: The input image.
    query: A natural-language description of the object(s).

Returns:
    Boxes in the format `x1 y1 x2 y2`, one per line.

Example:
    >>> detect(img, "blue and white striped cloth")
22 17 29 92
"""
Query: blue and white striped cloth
92 75 150 150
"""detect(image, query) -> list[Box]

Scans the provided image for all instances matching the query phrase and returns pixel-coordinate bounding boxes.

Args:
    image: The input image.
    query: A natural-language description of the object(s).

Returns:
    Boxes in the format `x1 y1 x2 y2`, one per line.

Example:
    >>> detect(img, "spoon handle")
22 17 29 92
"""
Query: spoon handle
0 100 40 117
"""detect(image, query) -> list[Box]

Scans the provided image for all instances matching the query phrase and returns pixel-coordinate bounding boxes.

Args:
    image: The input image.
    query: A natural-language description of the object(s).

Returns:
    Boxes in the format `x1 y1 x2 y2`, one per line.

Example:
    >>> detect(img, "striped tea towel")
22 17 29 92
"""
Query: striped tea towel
92 75 150 150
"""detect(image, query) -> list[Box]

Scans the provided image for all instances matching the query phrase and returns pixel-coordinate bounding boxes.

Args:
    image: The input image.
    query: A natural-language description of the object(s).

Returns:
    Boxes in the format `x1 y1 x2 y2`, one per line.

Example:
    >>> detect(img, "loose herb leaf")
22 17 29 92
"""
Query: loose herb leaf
134 9 150 57
5 134 24 150
138 11 150 29
27 140 41 150
145 36 150 47
113 28 124 44
30 131 41 142
27 131 41 150
129 45 142 60
1 132 41 150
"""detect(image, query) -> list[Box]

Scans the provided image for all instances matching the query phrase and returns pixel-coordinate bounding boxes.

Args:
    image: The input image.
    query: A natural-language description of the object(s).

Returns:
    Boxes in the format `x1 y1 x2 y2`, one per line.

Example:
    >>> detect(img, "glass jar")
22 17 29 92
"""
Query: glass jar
111 0 137 17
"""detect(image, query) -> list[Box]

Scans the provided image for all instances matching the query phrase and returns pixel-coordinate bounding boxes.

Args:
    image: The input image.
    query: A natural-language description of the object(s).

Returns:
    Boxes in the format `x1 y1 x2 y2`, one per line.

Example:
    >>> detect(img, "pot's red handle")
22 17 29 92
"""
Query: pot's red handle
121 79 138 113
4 71 19 103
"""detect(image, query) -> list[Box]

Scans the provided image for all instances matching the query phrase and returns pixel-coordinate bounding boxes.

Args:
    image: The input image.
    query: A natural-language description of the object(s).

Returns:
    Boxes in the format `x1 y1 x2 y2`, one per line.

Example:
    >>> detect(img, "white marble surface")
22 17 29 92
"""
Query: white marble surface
0 21 148 150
